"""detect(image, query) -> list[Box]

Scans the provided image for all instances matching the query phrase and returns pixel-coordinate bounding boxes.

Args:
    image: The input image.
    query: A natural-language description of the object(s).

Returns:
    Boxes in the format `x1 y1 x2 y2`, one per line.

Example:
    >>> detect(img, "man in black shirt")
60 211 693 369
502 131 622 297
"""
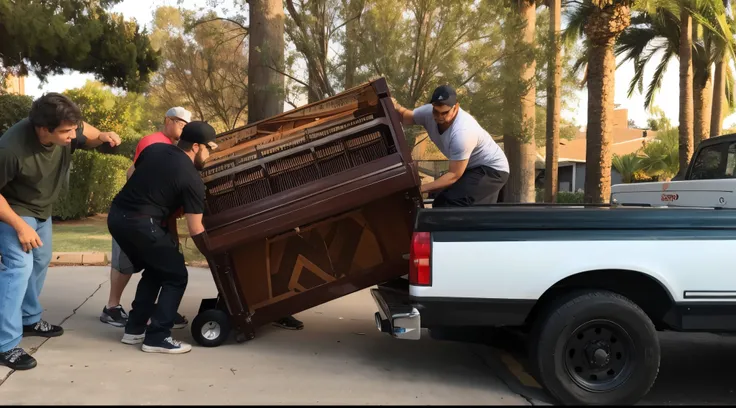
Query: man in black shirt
107 121 216 354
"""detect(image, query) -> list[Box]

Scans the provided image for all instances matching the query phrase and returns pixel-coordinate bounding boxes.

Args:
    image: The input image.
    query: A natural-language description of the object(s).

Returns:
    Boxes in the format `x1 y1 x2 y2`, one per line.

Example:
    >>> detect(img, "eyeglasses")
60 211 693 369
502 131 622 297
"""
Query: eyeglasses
432 105 456 117
169 117 188 127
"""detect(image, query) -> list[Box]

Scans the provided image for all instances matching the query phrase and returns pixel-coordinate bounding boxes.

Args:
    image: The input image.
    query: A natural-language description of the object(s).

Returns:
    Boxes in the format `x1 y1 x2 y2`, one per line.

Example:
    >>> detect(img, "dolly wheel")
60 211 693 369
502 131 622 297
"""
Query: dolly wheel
192 309 231 347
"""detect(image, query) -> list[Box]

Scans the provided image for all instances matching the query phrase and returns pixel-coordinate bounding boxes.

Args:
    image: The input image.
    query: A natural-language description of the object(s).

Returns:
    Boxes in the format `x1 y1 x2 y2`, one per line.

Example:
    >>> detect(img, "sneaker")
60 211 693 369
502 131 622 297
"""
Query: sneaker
173 313 188 330
272 316 304 330
141 337 192 354
0 348 37 370
100 305 128 327
23 320 63 337
121 330 146 345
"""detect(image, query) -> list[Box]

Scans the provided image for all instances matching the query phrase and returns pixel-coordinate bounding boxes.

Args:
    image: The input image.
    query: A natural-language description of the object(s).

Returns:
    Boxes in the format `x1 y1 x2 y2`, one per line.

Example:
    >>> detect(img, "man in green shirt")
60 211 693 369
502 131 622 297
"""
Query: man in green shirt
0 92 121 370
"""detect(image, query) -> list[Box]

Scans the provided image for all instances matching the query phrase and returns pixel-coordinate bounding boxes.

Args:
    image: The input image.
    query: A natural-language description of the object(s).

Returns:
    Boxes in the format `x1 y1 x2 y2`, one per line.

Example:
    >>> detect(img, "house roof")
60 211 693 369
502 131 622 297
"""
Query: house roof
537 128 657 164
411 110 656 167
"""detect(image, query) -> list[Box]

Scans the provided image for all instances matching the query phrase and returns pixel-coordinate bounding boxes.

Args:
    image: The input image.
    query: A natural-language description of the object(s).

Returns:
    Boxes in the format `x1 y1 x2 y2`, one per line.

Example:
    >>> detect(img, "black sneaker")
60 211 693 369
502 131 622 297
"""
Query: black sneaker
100 305 128 327
273 315 304 330
141 336 192 354
0 348 37 370
173 313 188 330
23 320 63 337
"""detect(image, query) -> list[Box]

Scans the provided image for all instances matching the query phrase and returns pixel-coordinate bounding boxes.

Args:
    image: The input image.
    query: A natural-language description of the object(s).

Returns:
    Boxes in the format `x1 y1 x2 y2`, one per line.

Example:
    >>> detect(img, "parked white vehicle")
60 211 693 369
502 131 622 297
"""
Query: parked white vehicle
611 133 736 208
372 204 736 405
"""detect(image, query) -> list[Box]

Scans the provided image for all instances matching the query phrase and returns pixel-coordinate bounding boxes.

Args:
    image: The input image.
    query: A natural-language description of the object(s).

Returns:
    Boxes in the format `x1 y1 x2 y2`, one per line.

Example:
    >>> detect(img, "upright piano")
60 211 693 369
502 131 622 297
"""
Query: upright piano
191 77 423 345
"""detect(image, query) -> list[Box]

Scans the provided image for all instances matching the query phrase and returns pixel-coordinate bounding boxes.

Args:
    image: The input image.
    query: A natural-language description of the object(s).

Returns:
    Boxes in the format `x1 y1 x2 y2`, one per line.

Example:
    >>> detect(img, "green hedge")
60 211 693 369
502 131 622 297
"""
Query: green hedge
0 94 33 135
535 189 585 204
53 150 131 220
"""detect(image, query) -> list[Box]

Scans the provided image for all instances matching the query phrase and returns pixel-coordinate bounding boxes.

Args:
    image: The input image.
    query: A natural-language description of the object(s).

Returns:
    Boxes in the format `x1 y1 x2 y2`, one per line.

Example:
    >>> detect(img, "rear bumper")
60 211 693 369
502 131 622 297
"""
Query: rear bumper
370 287 421 340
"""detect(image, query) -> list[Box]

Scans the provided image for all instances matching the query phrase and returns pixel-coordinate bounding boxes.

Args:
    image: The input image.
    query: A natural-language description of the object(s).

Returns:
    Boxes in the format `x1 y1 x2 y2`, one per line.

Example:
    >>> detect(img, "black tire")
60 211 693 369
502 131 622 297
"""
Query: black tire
529 290 660 405
192 309 231 347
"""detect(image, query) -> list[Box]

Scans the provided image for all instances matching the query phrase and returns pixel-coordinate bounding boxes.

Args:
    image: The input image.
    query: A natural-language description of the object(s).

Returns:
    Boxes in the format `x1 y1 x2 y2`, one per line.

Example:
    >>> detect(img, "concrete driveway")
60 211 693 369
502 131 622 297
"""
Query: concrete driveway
0 266 529 405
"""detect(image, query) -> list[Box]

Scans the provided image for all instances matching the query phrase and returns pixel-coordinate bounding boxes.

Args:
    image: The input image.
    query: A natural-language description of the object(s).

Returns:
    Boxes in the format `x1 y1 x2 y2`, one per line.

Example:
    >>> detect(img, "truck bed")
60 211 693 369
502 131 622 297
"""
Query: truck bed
414 204 736 233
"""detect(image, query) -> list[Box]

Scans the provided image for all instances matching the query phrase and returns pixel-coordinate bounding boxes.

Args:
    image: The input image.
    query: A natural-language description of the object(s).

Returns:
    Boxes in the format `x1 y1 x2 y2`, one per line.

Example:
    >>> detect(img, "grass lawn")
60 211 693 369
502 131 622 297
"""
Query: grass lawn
52 214 207 266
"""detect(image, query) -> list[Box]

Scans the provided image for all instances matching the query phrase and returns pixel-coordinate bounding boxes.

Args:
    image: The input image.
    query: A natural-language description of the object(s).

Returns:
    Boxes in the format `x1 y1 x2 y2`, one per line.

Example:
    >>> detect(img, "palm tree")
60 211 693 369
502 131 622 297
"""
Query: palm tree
563 0 638 204
707 0 734 136
545 0 562 203
504 0 537 203
615 0 733 169
612 152 644 182
639 128 680 180
678 0 694 178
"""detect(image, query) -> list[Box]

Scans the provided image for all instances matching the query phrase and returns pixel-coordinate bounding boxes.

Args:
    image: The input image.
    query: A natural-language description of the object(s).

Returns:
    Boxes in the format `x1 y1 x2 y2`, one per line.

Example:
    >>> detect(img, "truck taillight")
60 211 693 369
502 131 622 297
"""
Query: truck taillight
409 232 431 286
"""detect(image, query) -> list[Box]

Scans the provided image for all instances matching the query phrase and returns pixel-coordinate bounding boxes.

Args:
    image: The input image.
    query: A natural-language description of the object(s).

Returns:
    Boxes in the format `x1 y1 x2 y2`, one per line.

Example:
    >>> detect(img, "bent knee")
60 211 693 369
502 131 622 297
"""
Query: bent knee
0 250 33 276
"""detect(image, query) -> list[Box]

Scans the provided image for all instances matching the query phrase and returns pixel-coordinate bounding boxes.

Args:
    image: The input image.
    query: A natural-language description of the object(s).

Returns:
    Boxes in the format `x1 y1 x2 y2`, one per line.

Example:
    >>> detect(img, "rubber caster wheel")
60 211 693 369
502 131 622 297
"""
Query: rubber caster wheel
235 330 254 343
192 309 231 347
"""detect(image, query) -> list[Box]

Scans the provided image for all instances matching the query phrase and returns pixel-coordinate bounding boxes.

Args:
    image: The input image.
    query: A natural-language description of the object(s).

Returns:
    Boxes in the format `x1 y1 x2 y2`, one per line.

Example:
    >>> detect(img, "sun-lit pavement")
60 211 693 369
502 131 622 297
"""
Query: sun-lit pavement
3 266 735 405
0 266 529 405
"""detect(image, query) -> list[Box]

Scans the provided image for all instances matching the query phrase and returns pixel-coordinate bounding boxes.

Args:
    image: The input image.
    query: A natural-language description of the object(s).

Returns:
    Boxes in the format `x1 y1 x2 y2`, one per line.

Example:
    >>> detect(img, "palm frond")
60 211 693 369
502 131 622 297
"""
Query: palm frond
726 63 735 109
645 49 674 110
561 1 591 49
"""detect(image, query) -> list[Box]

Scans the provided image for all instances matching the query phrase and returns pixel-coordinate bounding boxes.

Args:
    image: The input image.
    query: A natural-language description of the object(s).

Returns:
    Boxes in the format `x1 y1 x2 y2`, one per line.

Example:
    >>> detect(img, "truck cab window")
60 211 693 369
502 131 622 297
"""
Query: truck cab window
726 143 736 177
690 145 726 179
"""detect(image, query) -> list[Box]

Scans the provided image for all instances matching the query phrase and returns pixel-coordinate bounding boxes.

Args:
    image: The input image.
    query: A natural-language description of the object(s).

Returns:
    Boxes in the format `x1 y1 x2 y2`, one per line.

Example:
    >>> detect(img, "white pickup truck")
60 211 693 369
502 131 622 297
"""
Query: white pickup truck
610 133 736 208
371 137 736 405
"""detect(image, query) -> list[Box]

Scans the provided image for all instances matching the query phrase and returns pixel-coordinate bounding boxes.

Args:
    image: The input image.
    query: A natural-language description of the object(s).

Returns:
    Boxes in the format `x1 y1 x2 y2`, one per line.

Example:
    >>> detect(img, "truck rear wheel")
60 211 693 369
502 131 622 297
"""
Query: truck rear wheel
529 290 660 405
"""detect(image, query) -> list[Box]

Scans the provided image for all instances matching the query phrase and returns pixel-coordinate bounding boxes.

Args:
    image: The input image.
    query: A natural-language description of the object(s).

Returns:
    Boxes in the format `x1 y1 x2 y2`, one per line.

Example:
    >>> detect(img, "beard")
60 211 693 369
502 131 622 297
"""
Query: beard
194 152 207 170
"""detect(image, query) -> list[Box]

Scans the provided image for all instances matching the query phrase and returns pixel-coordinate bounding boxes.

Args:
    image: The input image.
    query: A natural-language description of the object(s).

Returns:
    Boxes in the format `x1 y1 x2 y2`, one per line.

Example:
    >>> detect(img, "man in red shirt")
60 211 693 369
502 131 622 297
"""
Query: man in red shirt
101 107 191 328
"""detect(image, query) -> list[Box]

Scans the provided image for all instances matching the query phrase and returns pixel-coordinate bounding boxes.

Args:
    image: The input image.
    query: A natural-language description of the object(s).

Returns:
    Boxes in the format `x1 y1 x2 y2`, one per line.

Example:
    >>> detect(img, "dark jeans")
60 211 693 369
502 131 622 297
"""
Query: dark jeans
433 166 510 207
107 205 188 344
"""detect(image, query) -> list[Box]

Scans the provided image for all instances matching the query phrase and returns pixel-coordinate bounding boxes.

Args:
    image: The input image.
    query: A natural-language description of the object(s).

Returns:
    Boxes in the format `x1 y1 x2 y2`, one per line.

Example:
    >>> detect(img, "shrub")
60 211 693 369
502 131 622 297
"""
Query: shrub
535 188 585 204
88 153 131 214
557 191 584 204
0 94 33 135
116 127 144 160
53 151 97 220
53 150 131 220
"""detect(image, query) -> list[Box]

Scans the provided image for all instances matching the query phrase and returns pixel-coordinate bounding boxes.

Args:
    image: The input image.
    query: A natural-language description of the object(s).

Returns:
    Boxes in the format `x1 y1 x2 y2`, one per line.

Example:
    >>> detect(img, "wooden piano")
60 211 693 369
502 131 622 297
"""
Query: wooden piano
190 77 423 346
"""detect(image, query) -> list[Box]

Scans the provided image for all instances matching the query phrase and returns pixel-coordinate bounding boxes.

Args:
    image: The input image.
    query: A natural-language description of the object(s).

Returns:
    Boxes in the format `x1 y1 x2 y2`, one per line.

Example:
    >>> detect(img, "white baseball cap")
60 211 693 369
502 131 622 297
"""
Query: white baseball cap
166 107 192 123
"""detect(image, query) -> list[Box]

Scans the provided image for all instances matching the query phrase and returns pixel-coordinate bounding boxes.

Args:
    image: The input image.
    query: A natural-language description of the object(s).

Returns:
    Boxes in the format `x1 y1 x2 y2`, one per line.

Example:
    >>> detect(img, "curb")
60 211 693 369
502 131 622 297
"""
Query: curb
48 251 208 268
50 252 111 266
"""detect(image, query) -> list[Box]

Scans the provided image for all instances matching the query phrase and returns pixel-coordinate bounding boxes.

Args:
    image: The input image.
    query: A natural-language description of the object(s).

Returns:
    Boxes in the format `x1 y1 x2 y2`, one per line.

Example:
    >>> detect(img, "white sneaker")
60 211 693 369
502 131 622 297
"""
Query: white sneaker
141 336 192 354
121 332 145 345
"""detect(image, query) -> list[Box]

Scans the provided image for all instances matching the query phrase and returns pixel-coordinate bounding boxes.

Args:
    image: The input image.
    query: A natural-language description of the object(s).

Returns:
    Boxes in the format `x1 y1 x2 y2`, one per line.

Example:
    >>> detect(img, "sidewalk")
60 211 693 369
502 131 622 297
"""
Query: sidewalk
0 266 529 405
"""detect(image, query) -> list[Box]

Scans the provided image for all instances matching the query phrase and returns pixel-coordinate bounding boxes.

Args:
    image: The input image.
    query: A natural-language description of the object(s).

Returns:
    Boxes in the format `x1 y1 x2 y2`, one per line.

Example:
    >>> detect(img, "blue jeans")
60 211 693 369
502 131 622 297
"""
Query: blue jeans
0 217 53 352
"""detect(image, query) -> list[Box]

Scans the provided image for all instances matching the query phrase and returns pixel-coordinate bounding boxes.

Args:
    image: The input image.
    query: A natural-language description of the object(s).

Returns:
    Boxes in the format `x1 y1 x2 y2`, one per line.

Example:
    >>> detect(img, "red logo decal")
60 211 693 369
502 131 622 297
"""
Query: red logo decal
661 193 679 202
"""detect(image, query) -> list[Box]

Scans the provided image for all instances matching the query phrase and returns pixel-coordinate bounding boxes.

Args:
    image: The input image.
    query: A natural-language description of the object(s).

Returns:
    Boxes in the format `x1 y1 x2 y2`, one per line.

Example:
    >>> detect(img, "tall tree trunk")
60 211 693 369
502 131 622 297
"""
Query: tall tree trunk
308 68 319 103
344 0 363 89
248 0 285 123
678 6 694 177
518 0 537 203
583 4 630 204
694 73 712 148
584 45 615 204
711 60 725 136
544 0 561 203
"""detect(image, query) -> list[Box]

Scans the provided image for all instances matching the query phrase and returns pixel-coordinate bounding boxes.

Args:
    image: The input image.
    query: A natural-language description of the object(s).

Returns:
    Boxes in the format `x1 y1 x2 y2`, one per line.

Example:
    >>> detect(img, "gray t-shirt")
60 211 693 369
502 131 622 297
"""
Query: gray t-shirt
413 104 509 173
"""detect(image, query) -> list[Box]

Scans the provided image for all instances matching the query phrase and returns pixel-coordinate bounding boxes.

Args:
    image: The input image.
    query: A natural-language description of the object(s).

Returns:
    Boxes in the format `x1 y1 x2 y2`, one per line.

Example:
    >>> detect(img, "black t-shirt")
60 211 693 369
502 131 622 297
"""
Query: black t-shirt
112 143 205 220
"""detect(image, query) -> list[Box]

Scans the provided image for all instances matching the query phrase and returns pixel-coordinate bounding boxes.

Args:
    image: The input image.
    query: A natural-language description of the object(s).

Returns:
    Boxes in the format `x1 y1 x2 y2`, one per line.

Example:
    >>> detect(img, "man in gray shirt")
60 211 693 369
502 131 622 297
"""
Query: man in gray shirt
393 85 509 206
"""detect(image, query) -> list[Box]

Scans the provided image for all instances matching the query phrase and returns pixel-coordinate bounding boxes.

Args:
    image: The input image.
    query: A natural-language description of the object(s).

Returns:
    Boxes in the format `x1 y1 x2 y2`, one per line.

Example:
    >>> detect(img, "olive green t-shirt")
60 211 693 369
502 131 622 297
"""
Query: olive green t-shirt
0 118 87 219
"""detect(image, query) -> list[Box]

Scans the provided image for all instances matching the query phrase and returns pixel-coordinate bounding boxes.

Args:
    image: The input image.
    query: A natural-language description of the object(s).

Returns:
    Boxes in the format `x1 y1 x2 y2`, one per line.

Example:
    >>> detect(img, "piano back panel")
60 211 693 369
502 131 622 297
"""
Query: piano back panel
225 189 416 323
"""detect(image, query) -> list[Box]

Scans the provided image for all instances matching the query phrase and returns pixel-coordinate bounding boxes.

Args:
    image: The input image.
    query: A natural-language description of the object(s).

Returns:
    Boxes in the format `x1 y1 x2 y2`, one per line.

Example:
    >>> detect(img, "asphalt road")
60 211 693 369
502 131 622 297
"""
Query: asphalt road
482 324 736 405
1 266 734 405
0 266 528 405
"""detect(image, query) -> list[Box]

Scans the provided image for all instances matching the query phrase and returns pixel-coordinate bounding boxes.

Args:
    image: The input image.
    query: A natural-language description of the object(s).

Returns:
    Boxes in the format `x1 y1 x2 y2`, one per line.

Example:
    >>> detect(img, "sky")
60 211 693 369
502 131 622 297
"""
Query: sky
20 0 736 130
